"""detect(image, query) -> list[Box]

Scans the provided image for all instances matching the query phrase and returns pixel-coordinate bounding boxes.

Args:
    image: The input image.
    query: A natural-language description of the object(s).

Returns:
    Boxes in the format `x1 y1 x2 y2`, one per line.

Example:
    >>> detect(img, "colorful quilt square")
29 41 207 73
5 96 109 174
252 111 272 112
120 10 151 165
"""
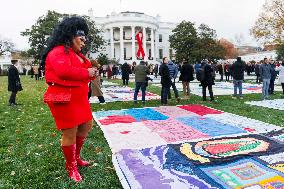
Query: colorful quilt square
177 105 223 116
176 116 246 137
201 159 281 189
126 108 169 121
154 106 198 118
144 119 209 143
101 122 167 152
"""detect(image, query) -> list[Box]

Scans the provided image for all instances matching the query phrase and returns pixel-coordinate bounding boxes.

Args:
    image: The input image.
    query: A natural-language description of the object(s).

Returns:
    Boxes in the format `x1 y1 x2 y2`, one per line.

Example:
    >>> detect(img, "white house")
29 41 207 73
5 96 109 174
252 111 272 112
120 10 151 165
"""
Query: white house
88 10 176 64
240 50 277 62
0 54 11 71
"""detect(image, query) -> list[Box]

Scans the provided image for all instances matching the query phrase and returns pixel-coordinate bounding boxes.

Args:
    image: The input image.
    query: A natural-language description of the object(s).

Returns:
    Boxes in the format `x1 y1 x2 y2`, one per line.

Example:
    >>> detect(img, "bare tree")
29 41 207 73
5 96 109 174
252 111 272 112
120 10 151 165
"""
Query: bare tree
251 0 284 44
0 36 14 56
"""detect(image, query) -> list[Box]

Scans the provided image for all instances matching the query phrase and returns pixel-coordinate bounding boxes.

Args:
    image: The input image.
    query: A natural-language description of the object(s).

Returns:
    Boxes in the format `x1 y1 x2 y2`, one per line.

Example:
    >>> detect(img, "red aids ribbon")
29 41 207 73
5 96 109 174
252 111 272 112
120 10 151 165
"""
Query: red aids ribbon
136 31 145 59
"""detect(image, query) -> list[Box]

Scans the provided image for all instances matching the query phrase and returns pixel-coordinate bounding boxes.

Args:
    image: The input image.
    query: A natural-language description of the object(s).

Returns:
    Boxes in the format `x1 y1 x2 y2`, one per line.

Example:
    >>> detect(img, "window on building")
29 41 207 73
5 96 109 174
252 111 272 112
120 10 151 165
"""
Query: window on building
147 33 151 41
124 48 127 59
123 31 126 40
159 49 163 59
169 49 173 60
114 48 116 58
149 49 151 58
159 34 163 42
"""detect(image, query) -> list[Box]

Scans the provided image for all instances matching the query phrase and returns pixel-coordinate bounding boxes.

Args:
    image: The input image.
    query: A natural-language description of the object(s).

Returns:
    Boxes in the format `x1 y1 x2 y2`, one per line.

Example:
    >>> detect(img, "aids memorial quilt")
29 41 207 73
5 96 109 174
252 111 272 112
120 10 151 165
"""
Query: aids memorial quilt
92 105 284 189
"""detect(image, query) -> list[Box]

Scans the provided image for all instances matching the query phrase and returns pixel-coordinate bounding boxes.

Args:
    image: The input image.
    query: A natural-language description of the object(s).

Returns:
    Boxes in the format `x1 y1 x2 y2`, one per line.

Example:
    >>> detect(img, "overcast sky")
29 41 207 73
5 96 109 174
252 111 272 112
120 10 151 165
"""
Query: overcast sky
0 0 265 50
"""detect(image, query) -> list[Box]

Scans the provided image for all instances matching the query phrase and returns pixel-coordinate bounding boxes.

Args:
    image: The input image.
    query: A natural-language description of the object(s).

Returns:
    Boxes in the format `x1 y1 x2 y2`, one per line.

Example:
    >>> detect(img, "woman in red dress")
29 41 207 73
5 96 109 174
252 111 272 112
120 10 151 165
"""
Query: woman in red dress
41 17 97 182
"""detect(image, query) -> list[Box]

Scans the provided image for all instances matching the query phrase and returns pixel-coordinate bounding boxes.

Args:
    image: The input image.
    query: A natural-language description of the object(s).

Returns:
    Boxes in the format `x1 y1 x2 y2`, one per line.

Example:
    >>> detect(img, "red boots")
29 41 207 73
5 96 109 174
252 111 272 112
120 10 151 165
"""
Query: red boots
76 136 90 167
61 137 90 182
61 144 82 182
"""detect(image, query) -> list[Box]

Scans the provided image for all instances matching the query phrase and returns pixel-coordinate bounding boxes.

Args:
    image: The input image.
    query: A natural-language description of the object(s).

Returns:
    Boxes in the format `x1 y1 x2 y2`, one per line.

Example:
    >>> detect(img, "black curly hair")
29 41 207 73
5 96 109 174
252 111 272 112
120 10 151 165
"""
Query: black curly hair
41 16 89 69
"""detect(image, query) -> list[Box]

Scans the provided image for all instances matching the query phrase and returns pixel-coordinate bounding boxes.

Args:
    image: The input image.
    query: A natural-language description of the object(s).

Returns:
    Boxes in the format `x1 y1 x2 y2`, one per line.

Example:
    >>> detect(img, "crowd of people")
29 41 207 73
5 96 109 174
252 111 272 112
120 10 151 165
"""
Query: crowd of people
112 57 284 104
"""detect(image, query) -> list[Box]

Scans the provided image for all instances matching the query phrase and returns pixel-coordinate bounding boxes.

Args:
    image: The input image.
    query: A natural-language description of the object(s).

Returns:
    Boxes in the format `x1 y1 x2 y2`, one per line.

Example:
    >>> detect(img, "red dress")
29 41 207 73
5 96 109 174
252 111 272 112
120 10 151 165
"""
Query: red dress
44 46 93 130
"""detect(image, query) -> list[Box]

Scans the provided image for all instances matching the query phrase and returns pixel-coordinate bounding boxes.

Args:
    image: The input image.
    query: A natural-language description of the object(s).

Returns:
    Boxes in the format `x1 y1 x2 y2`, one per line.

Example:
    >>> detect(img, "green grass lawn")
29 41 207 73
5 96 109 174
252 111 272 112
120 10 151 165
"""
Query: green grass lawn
0 76 283 189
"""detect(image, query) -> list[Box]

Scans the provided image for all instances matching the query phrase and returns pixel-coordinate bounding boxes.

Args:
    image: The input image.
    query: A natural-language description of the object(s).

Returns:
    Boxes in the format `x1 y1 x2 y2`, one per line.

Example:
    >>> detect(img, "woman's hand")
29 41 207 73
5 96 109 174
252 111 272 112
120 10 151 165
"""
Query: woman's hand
88 68 97 77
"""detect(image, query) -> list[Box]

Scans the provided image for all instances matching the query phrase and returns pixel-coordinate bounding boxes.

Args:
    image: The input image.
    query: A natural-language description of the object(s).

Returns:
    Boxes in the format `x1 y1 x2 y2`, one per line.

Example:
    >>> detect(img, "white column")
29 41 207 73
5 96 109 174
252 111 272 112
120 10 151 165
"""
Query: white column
151 29 155 60
155 31 159 61
110 28 114 59
120 26 124 62
143 27 147 60
131 26 136 61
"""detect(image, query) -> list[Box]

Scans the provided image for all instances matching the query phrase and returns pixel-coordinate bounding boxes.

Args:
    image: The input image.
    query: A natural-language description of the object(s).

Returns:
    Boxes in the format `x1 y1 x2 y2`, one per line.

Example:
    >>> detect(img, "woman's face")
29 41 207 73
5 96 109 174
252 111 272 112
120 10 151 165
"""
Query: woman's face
72 36 86 52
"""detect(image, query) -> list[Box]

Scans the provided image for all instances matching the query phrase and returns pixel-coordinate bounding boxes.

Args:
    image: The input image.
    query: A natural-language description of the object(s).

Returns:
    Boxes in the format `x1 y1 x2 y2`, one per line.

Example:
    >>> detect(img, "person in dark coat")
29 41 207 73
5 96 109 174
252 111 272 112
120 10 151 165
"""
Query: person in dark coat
200 60 215 101
255 62 261 83
179 59 194 98
218 63 224 81
231 57 246 99
112 65 118 79
254 62 261 84
269 62 277 95
153 64 159 78
8 59 22 106
225 63 230 81
134 61 150 105
159 57 172 105
107 65 112 79
121 62 132 85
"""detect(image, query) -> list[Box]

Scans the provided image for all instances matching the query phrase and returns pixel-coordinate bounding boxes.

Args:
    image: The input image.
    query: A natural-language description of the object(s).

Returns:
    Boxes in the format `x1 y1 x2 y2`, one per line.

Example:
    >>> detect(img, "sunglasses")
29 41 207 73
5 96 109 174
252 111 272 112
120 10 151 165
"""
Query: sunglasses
79 36 87 43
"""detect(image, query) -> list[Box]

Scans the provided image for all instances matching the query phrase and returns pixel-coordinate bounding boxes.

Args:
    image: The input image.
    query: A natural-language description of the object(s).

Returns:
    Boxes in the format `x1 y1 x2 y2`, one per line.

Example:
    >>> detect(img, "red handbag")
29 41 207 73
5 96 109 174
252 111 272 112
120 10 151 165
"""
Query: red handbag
44 91 71 104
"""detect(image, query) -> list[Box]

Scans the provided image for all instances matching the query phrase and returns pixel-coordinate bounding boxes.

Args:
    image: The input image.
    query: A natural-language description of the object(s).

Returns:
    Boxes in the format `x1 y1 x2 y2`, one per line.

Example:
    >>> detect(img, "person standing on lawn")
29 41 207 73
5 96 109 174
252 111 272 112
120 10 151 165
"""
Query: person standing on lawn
225 62 230 81
276 61 284 96
255 62 261 84
153 64 159 78
200 60 215 102
179 59 194 99
260 58 274 100
167 60 181 102
89 60 105 104
268 61 277 95
218 63 224 81
133 61 150 105
231 57 246 99
33 64 39 80
121 62 132 85
42 16 97 182
160 57 172 105
8 59 23 106
106 65 112 79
